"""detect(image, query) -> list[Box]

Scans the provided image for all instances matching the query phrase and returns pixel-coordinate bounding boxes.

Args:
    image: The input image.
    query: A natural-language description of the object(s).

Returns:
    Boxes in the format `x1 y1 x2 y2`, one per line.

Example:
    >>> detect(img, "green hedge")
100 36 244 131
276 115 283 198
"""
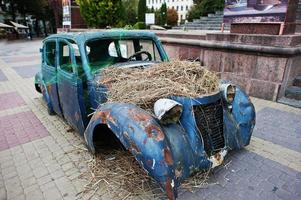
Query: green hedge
133 22 146 29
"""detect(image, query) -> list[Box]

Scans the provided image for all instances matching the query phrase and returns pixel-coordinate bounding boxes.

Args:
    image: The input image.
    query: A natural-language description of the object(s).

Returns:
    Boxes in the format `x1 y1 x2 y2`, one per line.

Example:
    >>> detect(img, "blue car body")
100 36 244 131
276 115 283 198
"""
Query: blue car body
35 31 255 199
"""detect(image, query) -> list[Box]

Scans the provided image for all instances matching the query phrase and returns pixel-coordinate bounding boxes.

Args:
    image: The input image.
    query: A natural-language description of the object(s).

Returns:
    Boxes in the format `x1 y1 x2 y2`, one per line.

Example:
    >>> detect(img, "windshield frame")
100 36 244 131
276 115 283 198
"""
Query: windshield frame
84 36 164 68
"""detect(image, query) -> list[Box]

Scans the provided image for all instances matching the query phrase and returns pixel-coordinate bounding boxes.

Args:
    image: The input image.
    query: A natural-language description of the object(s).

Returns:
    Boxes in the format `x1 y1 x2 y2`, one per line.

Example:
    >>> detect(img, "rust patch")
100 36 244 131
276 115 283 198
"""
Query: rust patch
165 178 175 200
145 124 165 141
128 109 152 124
47 84 52 93
92 109 117 125
130 141 140 154
95 110 110 123
164 148 173 166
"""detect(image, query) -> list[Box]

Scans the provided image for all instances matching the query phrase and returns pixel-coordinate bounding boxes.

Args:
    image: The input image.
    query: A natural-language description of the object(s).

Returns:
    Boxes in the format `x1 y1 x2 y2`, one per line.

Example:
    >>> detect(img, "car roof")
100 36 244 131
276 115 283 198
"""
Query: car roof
44 30 158 44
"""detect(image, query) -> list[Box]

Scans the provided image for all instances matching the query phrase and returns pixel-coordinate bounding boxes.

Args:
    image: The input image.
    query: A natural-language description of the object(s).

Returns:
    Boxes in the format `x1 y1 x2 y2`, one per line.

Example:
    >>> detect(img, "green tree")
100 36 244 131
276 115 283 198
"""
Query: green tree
76 0 124 28
160 3 167 25
122 0 139 25
187 0 224 21
137 0 146 22
3 0 54 35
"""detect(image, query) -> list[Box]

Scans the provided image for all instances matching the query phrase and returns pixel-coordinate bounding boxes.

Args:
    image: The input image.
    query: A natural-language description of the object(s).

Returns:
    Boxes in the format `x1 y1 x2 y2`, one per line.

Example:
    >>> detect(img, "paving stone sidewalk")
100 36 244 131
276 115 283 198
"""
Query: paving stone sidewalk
0 39 300 200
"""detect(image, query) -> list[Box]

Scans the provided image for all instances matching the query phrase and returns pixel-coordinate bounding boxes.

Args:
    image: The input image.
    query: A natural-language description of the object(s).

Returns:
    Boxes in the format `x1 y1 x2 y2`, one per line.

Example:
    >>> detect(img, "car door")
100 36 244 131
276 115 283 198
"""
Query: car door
42 39 63 117
57 39 87 135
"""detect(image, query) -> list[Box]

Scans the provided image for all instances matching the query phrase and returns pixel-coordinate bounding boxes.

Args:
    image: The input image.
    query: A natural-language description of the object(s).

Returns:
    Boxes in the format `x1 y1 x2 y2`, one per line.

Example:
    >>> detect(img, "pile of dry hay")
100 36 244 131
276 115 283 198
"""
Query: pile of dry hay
76 148 166 199
76 147 213 200
99 60 219 110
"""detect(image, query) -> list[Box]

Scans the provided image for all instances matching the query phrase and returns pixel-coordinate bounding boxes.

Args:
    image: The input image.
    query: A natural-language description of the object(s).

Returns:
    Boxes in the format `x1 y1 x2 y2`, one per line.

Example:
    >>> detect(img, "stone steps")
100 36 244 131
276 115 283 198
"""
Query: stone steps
294 76 301 87
285 86 301 100
172 11 227 31
278 97 301 109
278 75 301 108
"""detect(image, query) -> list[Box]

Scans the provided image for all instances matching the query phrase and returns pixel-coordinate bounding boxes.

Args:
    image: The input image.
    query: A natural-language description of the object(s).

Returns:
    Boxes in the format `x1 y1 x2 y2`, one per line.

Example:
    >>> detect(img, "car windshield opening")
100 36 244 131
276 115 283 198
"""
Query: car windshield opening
85 38 162 73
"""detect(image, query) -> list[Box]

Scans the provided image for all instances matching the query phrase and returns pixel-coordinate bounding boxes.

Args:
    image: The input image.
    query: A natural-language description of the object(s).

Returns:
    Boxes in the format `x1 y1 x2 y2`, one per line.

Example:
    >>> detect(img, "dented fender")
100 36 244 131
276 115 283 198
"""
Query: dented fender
84 103 177 199
224 86 256 149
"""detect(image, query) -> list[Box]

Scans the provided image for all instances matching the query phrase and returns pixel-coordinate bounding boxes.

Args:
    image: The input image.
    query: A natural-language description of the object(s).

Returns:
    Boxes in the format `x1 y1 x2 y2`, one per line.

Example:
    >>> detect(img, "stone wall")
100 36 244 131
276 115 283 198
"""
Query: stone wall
159 32 301 101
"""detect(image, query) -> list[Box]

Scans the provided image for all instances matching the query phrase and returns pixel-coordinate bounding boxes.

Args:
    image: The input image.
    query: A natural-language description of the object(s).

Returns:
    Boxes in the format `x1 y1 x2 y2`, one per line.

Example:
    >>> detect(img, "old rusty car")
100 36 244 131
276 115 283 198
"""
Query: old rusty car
35 31 255 199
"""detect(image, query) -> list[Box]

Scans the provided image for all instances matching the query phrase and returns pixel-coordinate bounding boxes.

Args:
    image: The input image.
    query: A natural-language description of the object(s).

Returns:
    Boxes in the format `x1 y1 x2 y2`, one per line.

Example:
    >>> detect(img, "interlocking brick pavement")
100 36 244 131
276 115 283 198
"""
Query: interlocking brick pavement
178 150 301 200
0 70 7 82
254 107 301 153
0 92 26 111
0 39 300 200
2 56 40 64
0 111 49 151
12 65 39 78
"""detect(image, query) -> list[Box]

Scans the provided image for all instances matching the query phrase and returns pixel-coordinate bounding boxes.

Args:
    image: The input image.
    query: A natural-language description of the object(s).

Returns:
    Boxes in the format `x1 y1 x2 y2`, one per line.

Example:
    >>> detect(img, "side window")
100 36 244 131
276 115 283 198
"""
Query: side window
44 41 56 67
59 41 73 73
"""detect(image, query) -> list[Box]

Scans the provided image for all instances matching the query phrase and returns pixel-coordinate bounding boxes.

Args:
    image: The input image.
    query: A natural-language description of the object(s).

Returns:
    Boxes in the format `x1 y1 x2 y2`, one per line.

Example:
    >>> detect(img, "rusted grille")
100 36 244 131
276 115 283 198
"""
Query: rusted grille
193 99 224 155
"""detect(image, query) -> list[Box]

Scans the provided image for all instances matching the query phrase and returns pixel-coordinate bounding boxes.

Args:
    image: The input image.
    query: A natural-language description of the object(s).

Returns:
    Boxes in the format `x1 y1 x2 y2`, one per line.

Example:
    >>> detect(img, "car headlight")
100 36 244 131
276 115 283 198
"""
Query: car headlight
154 99 183 125
220 83 236 104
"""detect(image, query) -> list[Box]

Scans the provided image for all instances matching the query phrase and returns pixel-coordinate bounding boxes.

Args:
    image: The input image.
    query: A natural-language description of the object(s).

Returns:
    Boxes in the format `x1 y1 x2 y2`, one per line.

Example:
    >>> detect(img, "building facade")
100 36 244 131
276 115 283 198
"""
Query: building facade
146 0 194 22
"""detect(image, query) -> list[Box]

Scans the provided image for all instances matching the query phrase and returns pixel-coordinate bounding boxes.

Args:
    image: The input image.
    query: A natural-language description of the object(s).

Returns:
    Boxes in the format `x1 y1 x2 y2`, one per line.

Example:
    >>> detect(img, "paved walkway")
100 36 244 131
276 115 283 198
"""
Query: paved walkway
0 39 300 200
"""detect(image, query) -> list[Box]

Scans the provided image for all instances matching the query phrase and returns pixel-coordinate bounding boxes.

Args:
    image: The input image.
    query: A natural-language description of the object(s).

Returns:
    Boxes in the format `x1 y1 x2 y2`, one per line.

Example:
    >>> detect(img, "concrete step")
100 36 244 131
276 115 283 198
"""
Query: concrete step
278 97 301 109
184 25 222 29
200 17 223 21
215 11 224 15
172 26 223 30
285 86 301 100
209 13 224 17
294 76 301 87
185 22 222 26
196 20 223 24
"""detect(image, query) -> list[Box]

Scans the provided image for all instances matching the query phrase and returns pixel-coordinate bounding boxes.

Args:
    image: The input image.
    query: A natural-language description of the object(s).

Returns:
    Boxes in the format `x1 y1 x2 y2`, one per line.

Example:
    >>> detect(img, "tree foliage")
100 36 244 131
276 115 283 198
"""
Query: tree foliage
154 3 167 26
2 0 54 34
160 3 167 25
122 0 139 25
75 0 124 28
167 8 178 26
2 0 50 21
137 0 146 22
187 0 224 21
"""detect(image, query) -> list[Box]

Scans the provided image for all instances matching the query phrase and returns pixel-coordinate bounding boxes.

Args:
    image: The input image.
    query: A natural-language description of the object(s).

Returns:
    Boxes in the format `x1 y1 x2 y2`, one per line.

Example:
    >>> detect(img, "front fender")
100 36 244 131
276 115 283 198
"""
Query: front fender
84 103 177 199
224 86 256 149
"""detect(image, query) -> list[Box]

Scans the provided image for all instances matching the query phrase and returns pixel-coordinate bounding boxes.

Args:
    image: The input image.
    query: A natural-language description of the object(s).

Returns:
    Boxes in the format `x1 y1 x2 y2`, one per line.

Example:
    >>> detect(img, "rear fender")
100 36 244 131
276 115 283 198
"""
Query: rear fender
84 103 177 199
35 72 54 113
34 72 42 93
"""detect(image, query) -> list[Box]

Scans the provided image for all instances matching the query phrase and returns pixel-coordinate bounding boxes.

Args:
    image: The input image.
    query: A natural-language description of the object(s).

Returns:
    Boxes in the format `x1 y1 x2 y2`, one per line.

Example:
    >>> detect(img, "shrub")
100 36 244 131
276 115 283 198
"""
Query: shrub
133 22 146 29
75 0 124 28
124 25 134 30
